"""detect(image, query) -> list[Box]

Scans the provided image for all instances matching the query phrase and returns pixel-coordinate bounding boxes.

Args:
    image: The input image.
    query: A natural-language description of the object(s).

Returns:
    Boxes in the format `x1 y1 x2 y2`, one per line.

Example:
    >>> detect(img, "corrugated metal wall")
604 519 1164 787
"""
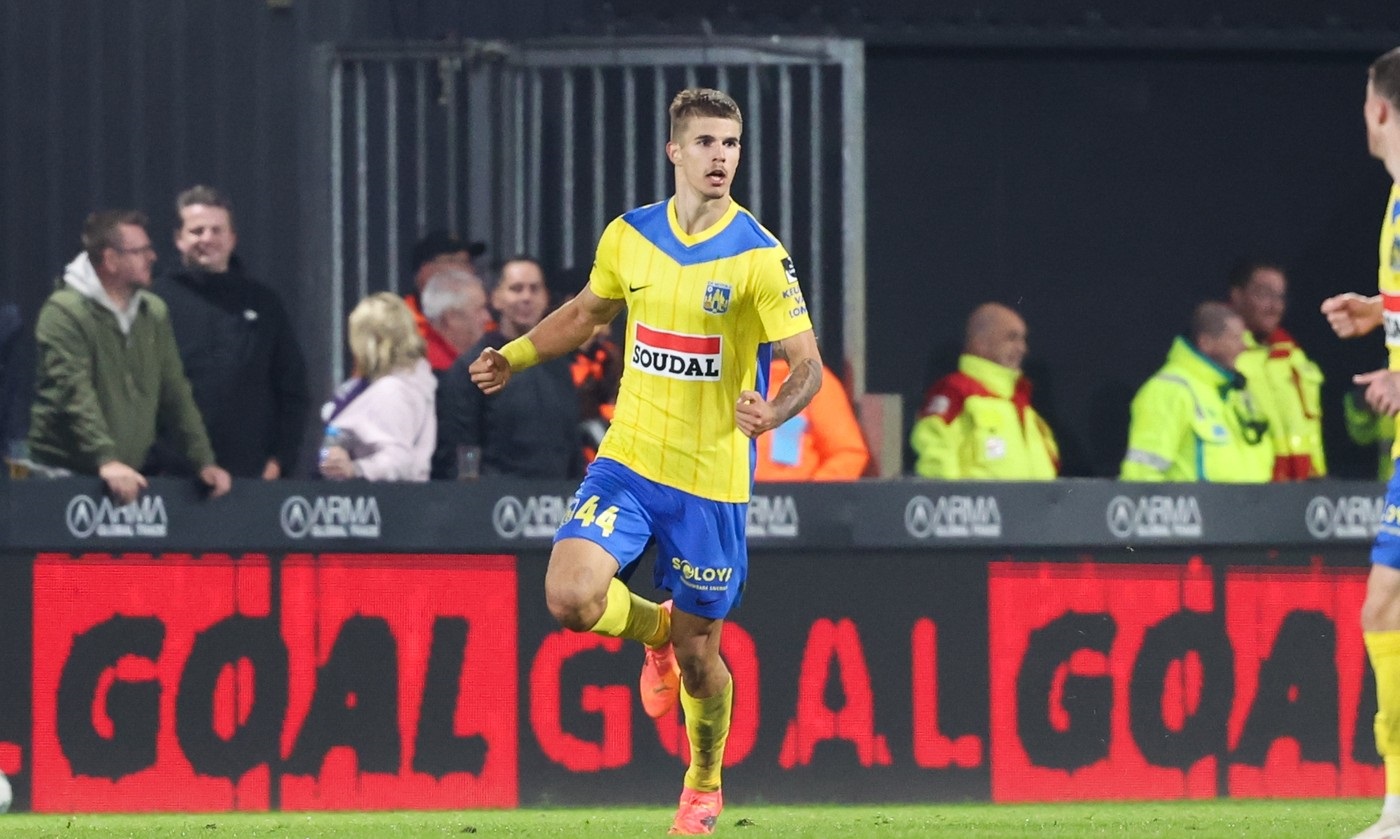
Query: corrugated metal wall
0 1 383 399
0 0 597 403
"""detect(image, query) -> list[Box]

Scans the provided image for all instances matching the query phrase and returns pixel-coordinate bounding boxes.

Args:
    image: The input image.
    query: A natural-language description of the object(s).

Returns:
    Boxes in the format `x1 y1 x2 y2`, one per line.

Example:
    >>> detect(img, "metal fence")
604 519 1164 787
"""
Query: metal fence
316 36 866 393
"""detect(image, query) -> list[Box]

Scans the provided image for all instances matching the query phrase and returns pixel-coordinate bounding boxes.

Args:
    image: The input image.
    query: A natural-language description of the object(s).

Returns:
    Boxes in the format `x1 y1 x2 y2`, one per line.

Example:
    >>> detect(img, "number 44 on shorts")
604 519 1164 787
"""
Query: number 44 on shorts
567 495 619 537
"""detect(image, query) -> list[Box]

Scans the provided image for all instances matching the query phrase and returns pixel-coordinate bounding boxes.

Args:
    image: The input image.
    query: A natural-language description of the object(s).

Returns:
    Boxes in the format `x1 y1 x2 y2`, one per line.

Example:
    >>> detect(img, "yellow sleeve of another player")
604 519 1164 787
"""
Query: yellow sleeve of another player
752 246 813 342
588 219 626 301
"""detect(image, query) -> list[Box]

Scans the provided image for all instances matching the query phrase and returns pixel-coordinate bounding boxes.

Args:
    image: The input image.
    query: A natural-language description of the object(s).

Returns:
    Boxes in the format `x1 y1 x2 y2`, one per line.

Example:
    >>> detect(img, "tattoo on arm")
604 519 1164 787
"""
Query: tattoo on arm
771 358 823 424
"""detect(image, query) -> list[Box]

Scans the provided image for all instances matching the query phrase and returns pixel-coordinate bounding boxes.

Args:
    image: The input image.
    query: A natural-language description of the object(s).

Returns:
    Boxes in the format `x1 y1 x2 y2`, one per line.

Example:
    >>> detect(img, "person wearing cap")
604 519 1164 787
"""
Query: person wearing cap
404 230 487 372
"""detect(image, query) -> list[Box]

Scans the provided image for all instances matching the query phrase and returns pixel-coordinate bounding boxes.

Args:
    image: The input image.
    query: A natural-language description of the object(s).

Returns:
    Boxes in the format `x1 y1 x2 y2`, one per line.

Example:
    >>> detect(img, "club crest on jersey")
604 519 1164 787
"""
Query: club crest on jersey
632 322 723 380
702 282 731 315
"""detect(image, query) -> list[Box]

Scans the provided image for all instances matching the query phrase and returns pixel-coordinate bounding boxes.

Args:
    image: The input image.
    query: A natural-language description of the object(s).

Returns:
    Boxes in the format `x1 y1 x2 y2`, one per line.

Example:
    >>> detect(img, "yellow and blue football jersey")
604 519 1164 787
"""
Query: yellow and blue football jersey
1380 183 1400 459
589 198 813 502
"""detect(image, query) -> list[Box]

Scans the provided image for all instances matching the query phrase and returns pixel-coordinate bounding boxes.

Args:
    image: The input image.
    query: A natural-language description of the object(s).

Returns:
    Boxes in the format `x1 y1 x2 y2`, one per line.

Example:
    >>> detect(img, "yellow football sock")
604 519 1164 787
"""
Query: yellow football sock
681 677 733 793
1366 630 1400 796
589 578 670 648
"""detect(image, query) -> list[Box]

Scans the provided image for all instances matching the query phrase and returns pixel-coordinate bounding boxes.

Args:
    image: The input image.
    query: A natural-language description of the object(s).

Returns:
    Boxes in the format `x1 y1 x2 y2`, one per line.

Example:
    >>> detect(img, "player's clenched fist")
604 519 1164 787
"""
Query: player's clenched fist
735 389 779 438
470 347 513 394
1320 292 1383 339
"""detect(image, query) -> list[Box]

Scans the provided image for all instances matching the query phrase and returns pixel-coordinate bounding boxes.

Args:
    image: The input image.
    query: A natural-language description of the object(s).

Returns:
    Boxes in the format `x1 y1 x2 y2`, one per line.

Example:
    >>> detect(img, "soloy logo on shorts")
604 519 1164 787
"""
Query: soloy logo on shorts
66 494 168 538
281 495 381 538
903 495 1002 539
747 494 799 538
671 556 733 588
1106 495 1202 539
493 494 570 539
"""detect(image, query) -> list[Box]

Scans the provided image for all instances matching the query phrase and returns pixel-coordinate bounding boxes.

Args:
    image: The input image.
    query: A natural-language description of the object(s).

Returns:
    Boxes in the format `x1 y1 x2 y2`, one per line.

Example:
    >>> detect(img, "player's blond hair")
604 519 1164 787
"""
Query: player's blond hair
668 88 743 139
347 292 425 381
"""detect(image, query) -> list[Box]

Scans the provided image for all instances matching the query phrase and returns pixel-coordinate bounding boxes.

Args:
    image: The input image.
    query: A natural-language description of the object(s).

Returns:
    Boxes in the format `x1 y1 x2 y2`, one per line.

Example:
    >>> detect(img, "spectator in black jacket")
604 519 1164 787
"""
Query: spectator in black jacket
433 256 582 479
0 301 31 462
151 185 310 479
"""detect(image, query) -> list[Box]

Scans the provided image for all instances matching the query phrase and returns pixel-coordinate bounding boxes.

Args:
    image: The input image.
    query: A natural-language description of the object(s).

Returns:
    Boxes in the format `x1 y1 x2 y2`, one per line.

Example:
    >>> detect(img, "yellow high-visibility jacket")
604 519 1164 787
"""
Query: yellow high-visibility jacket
910 353 1059 480
1233 328 1325 479
1121 337 1273 482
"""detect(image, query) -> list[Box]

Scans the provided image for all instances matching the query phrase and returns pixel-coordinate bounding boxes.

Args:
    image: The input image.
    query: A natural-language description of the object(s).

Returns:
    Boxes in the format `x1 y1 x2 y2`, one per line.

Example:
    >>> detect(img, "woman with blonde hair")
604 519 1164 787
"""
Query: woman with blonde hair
320 292 437 481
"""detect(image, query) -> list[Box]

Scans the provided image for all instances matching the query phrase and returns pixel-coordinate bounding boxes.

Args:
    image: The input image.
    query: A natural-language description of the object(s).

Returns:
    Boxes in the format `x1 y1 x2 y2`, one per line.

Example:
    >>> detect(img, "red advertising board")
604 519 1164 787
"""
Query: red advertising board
989 560 1380 802
22 550 1383 811
989 560 1219 801
31 553 516 812
1224 567 1376 798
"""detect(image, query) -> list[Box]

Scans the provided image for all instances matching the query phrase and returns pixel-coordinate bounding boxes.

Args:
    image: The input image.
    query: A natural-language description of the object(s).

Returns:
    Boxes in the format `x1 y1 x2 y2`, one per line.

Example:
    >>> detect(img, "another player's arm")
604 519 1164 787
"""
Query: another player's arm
471 286 625 394
1319 292 1400 414
736 329 823 439
1321 292 1383 338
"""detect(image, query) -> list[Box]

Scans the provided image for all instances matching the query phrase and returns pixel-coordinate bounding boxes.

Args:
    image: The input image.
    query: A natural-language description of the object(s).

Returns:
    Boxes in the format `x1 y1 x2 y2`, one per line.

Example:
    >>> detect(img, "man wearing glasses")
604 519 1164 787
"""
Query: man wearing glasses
1229 260 1327 480
1121 300 1274 482
28 210 231 503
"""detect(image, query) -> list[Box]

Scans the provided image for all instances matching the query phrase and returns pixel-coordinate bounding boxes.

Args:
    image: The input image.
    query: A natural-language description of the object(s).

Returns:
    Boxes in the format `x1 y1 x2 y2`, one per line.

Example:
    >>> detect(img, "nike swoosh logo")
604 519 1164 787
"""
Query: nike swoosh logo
629 284 650 292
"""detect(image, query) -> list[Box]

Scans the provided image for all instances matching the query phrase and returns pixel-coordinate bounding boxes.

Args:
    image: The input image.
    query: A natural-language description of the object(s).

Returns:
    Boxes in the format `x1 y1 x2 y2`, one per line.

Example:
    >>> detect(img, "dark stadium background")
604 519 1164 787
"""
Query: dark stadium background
0 0 1396 479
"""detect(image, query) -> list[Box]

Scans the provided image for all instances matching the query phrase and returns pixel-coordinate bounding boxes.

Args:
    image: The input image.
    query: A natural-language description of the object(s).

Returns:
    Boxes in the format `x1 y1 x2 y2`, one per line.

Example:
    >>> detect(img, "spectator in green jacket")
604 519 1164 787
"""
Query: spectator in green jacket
28 210 232 503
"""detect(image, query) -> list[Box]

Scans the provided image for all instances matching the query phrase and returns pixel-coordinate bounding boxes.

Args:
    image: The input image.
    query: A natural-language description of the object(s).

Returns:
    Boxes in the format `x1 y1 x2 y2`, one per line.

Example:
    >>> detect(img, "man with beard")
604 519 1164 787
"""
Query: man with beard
29 210 231 502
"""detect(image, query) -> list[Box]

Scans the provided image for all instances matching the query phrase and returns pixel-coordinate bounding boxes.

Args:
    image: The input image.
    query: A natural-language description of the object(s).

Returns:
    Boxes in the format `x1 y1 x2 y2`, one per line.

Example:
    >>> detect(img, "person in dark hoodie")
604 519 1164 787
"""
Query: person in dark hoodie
28 210 231 503
152 186 309 479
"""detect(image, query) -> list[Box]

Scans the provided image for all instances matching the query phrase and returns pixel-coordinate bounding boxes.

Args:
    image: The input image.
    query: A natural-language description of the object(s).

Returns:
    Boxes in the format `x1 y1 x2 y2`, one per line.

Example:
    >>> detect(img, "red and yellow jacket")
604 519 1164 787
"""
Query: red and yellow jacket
1233 327 1325 480
910 354 1059 480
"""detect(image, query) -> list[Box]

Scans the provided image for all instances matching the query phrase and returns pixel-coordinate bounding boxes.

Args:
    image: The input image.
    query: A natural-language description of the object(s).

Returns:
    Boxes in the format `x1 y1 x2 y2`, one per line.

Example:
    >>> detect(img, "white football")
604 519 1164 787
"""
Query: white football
0 770 10 813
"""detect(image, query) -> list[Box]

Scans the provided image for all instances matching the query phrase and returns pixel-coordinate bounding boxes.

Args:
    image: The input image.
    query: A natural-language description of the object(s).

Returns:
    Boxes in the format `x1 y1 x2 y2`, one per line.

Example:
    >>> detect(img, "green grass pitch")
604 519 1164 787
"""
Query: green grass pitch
0 799 1382 838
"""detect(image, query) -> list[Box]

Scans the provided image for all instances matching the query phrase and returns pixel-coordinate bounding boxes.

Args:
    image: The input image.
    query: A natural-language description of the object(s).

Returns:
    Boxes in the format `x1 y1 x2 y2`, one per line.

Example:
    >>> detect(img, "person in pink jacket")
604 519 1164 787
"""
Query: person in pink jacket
319 292 437 482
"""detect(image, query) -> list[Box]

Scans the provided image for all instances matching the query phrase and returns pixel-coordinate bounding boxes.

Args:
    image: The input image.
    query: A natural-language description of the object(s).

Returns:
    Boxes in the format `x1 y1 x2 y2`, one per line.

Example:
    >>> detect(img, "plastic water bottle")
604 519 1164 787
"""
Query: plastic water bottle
319 425 342 465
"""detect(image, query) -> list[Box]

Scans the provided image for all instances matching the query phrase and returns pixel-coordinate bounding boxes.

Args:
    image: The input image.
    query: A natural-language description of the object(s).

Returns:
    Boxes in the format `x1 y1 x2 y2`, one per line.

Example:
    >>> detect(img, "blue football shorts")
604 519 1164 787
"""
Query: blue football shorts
1373 461 1400 569
553 457 748 620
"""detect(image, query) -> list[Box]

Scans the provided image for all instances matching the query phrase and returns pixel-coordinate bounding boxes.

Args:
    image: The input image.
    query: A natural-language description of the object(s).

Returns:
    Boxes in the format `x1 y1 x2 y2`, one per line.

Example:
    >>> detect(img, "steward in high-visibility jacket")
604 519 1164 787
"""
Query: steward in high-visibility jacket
1344 388 1396 481
1234 328 1326 479
910 352 1060 480
1121 335 1274 482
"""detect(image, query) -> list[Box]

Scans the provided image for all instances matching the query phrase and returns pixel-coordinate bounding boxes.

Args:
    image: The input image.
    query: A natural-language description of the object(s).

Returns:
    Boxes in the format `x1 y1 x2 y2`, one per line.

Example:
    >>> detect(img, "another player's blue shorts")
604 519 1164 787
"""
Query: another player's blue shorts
1373 462 1400 569
554 457 748 620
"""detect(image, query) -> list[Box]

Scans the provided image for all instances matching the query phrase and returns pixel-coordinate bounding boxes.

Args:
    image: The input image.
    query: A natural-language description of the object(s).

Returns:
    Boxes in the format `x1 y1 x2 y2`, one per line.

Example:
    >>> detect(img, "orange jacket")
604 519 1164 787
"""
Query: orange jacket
754 359 869 481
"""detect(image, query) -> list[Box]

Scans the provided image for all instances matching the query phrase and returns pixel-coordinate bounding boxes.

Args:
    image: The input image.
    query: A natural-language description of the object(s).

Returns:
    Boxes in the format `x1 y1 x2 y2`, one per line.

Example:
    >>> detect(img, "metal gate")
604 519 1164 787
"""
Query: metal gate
314 37 865 393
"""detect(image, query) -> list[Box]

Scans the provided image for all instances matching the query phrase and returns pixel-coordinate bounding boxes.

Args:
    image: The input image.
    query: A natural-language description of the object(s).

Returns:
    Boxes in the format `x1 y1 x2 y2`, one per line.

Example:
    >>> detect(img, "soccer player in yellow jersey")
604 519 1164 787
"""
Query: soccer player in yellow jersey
470 88 822 835
1320 46 1400 839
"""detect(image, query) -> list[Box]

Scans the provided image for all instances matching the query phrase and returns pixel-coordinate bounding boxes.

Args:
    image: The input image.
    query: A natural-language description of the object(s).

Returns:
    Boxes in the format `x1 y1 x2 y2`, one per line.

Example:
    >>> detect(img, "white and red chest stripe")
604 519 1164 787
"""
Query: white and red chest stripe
1385 292 1400 346
631 322 724 380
